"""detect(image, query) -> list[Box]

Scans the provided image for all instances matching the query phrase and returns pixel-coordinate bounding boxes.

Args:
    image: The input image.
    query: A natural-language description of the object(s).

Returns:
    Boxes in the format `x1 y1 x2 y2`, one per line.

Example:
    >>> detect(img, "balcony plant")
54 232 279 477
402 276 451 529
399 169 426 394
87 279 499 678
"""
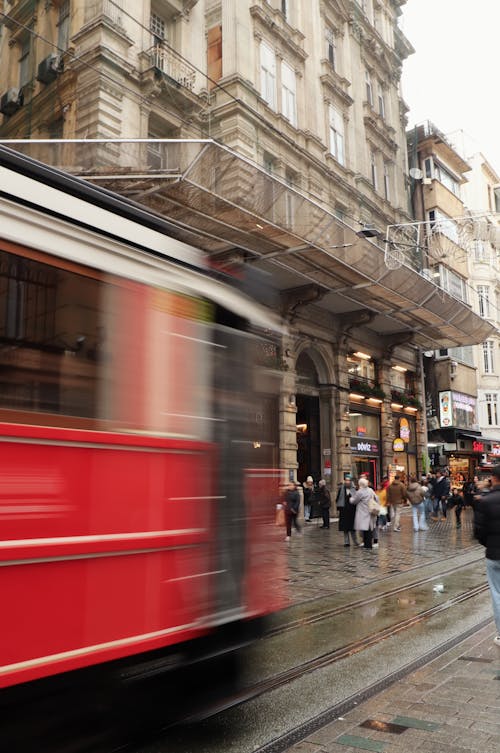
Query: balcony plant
391 389 422 410
349 378 386 400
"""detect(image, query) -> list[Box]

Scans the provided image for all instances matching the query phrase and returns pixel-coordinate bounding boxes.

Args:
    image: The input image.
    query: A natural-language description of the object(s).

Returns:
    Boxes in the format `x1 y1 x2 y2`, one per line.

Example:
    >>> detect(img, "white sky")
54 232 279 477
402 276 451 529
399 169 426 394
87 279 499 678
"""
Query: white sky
401 0 500 175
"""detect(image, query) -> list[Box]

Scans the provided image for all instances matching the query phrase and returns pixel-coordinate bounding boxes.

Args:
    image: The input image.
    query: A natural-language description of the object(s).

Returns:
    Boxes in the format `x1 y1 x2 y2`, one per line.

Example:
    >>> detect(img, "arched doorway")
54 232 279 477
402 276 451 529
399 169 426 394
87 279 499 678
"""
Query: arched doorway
296 351 322 483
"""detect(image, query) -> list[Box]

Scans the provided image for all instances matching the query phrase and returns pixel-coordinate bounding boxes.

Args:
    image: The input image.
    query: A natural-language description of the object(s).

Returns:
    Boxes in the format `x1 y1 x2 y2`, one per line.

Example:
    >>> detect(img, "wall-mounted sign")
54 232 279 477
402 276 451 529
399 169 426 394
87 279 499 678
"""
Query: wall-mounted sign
439 390 477 430
350 439 379 454
472 441 484 453
399 417 410 443
393 438 405 452
439 390 452 427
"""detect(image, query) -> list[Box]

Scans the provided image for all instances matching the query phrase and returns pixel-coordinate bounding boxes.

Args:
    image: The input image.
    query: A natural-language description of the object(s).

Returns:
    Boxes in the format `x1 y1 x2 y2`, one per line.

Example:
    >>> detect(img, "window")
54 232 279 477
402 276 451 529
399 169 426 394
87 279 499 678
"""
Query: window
281 61 296 126
281 0 288 19
483 340 495 374
347 354 376 382
438 265 468 303
370 151 378 191
19 37 31 88
150 12 166 44
328 105 345 165
485 393 499 426
326 27 336 69
260 41 276 110
365 70 373 107
383 162 391 201
284 170 296 229
478 285 490 318
57 0 70 51
424 157 432 178
434 161 460 196
474 240 490 263
377 83 385 119
428 209 459 244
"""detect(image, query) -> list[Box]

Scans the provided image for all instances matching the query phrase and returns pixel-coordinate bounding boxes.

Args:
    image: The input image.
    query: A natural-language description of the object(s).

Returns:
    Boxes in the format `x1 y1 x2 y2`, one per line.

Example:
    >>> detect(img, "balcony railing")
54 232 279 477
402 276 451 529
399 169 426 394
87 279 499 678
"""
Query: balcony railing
146 44 196 91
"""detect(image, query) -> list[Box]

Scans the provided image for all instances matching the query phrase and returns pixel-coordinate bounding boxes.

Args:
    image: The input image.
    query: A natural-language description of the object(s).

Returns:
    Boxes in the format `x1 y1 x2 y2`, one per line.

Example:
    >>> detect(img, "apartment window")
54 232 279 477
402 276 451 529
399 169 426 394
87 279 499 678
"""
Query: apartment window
365 70 373 107
478 285 490 318
326 27 336 69
439 265 468 303
150 12 166 44
424 157 433 178
377 83 385 118
260 41 276 110
483 340 495 374
474 240 490 263
434 161 460 196
486 393 499 426
328 105 345 166
370 151 378 191
428 209 459 244
19 37 31 88
281 61 297 127
57 0 70 51
383 162 391 201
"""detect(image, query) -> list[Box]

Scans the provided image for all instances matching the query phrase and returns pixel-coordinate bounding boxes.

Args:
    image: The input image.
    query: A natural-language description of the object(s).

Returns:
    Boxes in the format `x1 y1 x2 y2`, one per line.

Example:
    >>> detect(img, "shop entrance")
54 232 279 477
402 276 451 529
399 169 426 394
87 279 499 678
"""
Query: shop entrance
296 394 321 482
352 457 378 488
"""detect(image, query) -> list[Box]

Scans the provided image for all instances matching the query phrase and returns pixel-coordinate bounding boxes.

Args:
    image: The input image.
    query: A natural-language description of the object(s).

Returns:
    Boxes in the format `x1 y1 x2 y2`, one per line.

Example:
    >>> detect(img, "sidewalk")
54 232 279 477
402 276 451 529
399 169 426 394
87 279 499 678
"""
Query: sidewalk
290 622 500 753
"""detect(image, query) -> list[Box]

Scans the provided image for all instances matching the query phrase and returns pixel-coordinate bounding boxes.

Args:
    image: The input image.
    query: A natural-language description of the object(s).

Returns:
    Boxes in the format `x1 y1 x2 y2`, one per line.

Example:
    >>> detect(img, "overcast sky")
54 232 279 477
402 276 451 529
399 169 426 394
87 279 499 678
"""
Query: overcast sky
401 0 500 175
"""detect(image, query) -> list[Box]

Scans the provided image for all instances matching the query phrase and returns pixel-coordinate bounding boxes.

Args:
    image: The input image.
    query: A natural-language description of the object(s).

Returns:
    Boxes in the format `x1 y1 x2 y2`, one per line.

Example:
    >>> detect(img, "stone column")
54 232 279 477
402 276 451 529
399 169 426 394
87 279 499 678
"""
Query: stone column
279 336 298 484
379 357 395 479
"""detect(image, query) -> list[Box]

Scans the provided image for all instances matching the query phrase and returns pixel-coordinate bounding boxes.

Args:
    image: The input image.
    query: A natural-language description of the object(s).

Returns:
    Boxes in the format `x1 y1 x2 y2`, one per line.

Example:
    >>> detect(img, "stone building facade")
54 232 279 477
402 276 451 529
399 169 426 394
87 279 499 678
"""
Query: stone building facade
0 1 493 491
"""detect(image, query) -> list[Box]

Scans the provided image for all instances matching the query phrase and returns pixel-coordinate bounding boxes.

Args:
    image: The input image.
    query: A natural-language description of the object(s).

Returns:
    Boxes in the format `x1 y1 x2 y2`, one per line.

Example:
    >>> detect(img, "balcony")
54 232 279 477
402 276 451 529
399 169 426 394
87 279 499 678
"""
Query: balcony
146 44 196 91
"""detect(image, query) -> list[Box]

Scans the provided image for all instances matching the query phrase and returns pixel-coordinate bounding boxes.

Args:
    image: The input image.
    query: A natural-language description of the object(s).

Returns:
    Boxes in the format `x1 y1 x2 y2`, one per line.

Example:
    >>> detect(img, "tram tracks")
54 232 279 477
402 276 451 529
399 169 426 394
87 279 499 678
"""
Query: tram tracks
263 550 485 638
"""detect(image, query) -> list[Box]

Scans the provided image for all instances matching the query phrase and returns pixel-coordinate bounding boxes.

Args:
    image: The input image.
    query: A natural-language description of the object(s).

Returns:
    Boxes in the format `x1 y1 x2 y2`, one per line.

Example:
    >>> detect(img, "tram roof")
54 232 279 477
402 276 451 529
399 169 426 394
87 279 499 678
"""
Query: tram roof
0 139 497 350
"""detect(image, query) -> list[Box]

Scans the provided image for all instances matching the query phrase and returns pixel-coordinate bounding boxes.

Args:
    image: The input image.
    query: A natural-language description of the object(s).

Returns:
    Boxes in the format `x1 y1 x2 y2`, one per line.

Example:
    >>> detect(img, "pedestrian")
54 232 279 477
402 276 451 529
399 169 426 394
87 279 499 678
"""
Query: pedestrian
385 473 408 532
449 487 465 528
303 476 315 522
336 476 359 546
284 481 301 541
350 477 377 549
421 475 433 523
473 465 500 648
376 483 388 530
407 475 428 531
317 479 331 529
430 469 450 521
462 476 475 508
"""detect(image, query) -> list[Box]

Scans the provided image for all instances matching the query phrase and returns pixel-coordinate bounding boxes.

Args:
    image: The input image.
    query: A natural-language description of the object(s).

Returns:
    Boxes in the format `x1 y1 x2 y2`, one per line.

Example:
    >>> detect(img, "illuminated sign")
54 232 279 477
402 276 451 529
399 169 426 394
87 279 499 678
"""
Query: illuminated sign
473 441 484 453
439 390 452 427
399 417 410 443
393 438 405 452
350 439 379 454
439 390 477 430
357 425 367 436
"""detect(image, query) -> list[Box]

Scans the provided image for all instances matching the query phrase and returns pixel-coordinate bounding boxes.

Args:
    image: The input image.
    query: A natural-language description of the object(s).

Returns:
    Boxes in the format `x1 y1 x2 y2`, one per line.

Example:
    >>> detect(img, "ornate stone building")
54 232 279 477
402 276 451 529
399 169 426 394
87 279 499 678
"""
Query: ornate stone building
0 1 493 489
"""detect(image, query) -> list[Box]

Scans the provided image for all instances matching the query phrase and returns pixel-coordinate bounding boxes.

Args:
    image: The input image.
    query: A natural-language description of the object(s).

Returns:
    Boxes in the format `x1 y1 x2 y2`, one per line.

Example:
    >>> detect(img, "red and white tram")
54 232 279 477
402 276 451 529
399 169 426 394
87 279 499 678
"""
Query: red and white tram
0 146 286 720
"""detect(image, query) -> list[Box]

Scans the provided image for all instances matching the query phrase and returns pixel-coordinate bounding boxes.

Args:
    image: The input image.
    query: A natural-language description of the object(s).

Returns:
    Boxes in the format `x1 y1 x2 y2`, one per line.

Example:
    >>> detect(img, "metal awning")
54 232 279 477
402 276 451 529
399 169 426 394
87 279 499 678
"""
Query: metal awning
2 138 497 349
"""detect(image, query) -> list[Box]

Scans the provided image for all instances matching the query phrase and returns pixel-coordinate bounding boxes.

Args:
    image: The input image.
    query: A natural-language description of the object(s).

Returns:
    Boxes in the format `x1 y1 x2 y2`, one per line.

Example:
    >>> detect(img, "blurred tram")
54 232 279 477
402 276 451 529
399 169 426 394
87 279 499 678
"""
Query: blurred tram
0 146 286 727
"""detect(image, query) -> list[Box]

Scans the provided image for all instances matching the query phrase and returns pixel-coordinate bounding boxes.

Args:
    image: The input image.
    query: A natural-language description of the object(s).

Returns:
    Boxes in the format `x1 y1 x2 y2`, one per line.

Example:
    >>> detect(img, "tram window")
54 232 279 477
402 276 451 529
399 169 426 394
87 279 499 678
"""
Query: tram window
0 248 103 424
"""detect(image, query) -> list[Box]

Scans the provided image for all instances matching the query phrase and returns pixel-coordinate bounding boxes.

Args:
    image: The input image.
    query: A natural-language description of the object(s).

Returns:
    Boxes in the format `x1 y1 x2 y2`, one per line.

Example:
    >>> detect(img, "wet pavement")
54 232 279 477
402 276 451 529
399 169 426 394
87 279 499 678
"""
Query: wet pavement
281 507 500 753
139 507 498 753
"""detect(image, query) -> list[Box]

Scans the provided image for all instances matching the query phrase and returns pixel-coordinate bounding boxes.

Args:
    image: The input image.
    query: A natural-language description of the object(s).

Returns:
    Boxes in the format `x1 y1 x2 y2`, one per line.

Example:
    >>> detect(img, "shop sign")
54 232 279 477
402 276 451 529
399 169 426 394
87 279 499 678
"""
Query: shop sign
399 417 410 443
350 439 379 454
356 425 367 436
393 438 405 452
473 441 484 453
439 390 452 427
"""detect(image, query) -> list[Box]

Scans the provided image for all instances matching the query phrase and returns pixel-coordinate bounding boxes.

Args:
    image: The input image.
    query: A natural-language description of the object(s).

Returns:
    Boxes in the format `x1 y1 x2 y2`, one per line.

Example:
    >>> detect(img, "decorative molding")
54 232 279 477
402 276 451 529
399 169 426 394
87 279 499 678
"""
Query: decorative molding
250 4 307 63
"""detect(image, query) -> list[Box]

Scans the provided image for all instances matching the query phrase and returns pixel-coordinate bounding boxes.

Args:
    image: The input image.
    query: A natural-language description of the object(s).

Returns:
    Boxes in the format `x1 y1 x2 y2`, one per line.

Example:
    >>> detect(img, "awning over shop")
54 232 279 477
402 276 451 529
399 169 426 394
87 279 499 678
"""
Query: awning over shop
2 138 497 349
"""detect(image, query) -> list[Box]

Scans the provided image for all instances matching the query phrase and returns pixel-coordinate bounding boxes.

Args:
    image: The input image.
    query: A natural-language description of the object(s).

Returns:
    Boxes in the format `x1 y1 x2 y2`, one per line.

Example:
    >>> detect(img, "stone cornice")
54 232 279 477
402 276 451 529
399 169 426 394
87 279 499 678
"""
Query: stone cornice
320 61 354 107
363 102 398 154
320 0 350 29
250 5 307 62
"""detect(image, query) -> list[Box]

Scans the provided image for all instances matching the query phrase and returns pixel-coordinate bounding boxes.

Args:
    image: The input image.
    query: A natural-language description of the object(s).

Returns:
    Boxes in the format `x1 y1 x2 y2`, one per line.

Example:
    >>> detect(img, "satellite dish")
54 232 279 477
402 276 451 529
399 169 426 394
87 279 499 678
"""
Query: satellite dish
409 167 423 180
423 351 434 358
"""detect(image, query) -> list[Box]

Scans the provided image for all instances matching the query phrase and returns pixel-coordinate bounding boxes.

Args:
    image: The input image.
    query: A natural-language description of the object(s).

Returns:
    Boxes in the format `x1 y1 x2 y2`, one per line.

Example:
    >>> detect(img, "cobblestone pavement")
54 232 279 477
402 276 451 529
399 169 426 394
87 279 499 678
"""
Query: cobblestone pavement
282 507 500 753
288 623 500 753
283 506 480 605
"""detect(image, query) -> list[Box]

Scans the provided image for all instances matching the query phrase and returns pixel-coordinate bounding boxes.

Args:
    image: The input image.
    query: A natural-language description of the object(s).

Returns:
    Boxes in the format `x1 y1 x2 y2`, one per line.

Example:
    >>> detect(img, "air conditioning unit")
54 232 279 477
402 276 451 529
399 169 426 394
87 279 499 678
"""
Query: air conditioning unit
0 88 23 116
422 177 432 185
37 54 62 85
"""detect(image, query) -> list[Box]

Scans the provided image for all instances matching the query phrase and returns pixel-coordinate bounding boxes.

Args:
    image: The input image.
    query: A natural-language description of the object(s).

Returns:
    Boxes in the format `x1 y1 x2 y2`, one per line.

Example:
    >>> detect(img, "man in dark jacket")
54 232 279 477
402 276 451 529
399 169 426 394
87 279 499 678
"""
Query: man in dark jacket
284 482 301 541
317 479 331 529
474 465 500 647
430 470 450 521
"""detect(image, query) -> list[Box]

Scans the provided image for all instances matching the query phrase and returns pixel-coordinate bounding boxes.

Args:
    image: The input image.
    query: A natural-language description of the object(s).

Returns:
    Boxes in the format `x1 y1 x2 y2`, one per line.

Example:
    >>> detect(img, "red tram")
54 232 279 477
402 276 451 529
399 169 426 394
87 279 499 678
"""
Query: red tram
0 146 286 713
